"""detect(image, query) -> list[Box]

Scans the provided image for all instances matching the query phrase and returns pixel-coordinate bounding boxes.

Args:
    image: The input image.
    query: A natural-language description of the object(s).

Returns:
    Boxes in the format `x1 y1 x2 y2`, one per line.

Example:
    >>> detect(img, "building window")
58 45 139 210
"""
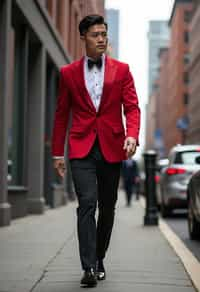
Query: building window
153 83 159 91
183 72 189 84
184 31 189 43
184 11 191 23
183 53 190 64
8 26 27 186
183 93 189 105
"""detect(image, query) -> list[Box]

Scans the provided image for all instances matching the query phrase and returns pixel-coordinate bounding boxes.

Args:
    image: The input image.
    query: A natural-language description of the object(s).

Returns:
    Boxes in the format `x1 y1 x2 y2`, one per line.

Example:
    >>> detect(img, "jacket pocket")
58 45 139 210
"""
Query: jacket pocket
69 126 85 137
112 126 124 135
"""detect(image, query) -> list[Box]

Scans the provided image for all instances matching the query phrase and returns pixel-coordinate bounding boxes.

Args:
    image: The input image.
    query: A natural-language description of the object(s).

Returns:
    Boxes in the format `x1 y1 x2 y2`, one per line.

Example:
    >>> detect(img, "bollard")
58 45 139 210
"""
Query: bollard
143 150 158 226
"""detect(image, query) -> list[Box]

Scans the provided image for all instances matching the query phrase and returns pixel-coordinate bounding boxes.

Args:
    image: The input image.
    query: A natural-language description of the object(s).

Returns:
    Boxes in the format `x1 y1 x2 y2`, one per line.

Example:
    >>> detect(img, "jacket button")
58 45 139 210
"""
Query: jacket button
93 129 97 133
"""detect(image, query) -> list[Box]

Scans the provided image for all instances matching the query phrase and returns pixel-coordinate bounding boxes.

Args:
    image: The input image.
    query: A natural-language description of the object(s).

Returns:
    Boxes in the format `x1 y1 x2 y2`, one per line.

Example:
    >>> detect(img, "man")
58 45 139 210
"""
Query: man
52 15 140 287
121 158 140 206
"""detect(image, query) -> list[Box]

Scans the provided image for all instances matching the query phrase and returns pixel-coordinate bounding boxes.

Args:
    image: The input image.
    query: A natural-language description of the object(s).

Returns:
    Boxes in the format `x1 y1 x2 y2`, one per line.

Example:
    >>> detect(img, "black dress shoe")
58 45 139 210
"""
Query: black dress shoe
96 260 106 281
80 268 97 287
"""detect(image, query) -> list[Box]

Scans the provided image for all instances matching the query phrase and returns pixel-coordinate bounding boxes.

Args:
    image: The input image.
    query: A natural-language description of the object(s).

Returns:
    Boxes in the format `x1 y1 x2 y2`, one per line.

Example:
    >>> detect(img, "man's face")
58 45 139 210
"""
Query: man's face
81 24 108 58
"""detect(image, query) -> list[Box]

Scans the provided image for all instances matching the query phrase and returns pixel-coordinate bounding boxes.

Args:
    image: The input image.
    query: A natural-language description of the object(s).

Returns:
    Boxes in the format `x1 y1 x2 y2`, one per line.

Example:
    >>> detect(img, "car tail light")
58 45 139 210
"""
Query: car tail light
196 147 200 152
154 175 160 183
166 167 186 175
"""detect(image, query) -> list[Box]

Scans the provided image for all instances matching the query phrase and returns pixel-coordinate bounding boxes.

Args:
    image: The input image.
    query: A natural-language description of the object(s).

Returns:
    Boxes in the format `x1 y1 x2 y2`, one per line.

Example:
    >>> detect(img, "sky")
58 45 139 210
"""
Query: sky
105 0 174 159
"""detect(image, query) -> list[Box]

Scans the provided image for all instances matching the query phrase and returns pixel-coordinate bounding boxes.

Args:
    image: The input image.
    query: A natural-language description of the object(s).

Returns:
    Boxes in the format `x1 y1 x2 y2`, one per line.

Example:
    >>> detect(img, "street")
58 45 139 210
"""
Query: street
165 210 200 262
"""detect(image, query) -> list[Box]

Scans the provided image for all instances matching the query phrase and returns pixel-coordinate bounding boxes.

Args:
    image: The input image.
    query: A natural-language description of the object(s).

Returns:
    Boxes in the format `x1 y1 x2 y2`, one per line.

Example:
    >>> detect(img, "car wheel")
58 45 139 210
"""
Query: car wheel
188 198 200 240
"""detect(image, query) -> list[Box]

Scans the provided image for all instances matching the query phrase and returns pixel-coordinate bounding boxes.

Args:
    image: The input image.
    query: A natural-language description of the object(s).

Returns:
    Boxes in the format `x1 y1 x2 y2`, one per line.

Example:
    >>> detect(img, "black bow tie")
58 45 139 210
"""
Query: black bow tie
87 58 102 70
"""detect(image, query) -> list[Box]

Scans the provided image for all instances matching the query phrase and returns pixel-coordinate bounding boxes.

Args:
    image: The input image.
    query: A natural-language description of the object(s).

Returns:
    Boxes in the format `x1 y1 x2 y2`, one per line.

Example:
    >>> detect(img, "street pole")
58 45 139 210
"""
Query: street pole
143 150 158 226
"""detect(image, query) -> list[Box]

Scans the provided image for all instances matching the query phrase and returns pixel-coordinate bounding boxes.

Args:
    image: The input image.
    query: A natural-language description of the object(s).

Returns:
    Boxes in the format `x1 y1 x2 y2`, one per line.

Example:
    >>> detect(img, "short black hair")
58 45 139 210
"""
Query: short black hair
79 14 107 36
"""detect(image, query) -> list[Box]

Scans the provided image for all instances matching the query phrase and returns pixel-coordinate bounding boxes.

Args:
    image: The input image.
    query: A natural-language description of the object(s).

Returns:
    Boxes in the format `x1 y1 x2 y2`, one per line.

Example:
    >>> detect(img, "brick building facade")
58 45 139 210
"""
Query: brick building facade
156 48 170 157
187 0 200 143
145 0 194 156
167 0 193 151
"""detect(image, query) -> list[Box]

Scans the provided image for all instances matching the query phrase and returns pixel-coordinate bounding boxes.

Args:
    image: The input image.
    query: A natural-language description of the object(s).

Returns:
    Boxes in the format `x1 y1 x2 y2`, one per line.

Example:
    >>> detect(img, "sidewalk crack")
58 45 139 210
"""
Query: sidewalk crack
29 229 75 291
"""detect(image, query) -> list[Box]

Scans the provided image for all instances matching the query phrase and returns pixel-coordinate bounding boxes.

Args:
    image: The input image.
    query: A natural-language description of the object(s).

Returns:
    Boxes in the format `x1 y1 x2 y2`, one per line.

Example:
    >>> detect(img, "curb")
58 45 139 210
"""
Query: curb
140 196 200 292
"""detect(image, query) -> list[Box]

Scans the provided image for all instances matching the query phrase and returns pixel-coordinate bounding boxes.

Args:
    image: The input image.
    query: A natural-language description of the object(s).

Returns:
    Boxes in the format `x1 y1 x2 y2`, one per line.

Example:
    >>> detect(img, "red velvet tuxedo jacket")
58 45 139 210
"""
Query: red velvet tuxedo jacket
52 56 140 163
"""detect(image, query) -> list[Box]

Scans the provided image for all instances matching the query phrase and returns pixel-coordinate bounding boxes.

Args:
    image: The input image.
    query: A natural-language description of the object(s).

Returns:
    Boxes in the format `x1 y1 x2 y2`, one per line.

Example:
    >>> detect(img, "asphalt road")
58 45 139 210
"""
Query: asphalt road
164 210 200 262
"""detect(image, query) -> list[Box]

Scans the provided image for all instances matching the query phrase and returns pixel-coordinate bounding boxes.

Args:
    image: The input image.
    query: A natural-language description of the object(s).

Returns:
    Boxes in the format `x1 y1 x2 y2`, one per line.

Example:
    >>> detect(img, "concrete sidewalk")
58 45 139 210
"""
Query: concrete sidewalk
0 191 196 292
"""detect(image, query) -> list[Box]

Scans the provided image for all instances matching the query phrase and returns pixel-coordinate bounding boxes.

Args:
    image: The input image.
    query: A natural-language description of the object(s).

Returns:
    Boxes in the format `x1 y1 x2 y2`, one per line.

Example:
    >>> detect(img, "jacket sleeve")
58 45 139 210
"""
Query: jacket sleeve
51 67 71 156
122 64 141 145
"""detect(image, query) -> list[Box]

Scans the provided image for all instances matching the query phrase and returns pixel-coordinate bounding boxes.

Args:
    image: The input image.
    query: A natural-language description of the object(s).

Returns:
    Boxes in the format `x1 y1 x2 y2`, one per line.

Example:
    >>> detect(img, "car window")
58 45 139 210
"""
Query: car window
168 152 175 164
174 151 200 164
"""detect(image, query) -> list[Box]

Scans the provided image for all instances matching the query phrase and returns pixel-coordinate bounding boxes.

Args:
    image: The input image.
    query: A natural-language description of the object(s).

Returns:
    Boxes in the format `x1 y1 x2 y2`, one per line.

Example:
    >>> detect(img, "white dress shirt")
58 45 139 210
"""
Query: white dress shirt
53 54 105 159
84 54 105 111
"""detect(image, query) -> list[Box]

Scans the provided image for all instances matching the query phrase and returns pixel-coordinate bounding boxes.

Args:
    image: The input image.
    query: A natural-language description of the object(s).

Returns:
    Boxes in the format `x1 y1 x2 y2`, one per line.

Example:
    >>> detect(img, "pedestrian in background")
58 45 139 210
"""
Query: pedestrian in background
121 158 140 206
52 14 140 288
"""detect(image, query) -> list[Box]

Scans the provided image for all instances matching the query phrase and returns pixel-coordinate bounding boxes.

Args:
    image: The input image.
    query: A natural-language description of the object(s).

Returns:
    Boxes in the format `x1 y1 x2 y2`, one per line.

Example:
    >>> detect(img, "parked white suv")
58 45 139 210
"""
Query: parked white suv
160 145 200 217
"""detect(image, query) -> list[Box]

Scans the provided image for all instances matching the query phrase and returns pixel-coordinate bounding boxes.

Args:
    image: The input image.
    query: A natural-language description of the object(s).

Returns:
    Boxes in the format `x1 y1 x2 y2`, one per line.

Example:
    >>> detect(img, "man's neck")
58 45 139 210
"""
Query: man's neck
86 53 103 60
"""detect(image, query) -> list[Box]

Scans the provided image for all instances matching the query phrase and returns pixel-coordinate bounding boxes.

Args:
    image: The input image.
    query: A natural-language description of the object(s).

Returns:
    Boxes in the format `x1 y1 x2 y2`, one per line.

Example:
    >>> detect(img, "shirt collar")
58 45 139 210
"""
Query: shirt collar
85 54 105 64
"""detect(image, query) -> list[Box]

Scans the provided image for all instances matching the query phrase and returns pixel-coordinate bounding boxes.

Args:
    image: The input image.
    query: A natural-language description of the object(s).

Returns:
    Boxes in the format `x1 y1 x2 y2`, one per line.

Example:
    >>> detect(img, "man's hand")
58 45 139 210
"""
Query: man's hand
123 137 137 158
53 158 66 178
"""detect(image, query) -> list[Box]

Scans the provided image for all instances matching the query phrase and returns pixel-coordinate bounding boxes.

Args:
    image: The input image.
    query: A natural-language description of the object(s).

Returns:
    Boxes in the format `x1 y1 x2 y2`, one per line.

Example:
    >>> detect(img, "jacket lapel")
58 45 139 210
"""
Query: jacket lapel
72 57 96 112
98 56 117 112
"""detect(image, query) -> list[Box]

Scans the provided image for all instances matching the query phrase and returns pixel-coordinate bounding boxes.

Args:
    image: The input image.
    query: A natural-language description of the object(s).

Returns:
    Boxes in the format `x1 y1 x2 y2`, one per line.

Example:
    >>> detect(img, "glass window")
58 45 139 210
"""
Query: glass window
183 72 189 84
183 53 190 64
175 151 200 165
184 11 191 23
184 31 189 43
8 26 27 186
183 93 189 105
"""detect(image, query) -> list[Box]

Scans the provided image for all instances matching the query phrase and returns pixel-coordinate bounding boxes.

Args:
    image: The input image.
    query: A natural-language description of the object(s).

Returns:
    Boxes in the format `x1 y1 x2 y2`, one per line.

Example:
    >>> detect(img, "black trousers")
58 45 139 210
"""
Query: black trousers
70 139 121 270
